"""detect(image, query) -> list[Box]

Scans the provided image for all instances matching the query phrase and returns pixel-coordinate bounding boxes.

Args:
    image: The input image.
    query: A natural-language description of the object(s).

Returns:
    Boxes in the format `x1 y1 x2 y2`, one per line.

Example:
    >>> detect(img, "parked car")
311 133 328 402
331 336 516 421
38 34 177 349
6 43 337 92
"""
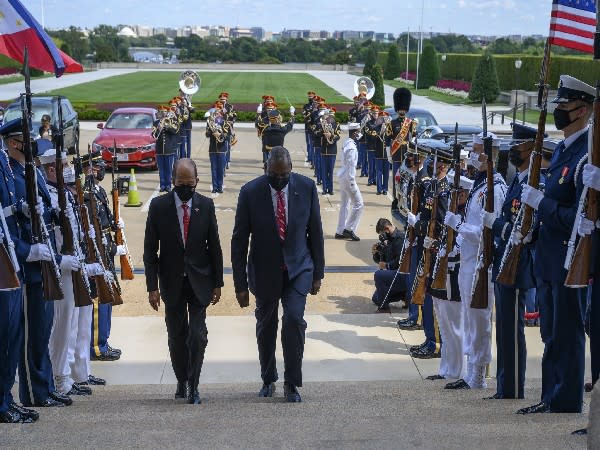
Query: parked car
384 107 438 134
3 95 80 153
93 107 157 170
418 124 483 143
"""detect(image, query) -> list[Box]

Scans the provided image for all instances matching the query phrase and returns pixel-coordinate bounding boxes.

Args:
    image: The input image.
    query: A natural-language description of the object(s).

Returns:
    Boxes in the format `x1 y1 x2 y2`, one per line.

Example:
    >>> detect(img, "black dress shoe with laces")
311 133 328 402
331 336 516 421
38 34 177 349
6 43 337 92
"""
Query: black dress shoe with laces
334 233 346 240
426 374 446 380
258 382 276 397
411 347 440 359
397 319 423 330
445 379 470 390
343 229 360 241
90 350 120 361
0 409 23 423
516 401 550 414
284 383 301 403
50 391 73 406
86 374 106 385
187 390 201 405
107 345 121 356
484 393 504 400
409 342 427 352
68 384 92 396
9 402 39 422
175 381 188 399
572 428 587 435
36 397 65 407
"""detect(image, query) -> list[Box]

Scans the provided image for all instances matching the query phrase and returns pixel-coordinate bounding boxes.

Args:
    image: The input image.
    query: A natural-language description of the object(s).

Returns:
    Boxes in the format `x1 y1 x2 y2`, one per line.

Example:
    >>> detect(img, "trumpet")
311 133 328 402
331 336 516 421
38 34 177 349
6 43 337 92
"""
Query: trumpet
321 116 336 145
151 112 179 139
207 111 227 143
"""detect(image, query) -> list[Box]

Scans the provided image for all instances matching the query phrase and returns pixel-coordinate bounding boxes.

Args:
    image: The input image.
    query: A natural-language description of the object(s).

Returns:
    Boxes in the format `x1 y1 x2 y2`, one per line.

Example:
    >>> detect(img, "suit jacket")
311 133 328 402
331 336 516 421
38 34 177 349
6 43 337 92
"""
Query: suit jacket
143 191 224 306
231 173 325 300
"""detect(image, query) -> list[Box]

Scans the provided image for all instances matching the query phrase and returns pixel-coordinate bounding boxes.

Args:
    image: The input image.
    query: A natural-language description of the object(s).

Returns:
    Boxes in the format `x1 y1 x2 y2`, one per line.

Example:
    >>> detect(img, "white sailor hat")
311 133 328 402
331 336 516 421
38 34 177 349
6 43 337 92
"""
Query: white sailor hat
447 170 474 190
38 148 66 165
551 75 595 104
472 132 501 147
347 122 360 130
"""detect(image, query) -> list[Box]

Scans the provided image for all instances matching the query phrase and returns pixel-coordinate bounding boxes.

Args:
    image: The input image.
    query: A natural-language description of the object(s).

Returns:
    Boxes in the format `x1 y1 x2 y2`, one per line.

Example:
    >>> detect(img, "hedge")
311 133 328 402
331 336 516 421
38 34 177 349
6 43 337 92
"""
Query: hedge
393 52 597 91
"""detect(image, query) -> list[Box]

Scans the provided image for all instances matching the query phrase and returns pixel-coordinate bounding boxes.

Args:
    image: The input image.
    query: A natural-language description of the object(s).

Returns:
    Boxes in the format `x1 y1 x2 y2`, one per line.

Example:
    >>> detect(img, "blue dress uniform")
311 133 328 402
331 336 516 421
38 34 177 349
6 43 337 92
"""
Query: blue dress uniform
357 107 370 176
310 106 325 185
10 156 60 406
316 116 340 195
390 88 414 211
153 114 179 192
176 100 189 159
364 115 378 186
588 208 600 387
370 119 392 195
206 113 229 193
221 97 237 169
0 148 25 419
302 94 315 165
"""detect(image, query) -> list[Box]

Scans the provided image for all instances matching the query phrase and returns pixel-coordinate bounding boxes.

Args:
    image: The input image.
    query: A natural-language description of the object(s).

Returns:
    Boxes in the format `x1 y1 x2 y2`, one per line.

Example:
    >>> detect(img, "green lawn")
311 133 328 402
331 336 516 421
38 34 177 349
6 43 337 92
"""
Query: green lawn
45 71 350 105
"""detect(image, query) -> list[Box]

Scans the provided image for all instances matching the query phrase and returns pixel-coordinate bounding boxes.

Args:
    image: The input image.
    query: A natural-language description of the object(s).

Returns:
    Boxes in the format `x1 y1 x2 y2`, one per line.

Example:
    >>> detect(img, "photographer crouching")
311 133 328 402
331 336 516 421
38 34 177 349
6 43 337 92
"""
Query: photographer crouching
371 218 408 311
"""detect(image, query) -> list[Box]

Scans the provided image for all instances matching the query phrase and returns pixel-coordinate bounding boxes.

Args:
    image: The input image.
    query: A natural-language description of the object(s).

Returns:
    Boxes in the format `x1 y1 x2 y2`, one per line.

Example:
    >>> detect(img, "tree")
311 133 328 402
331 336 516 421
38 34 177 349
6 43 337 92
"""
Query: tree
468 51 500 102
384 44 402 80
363 46 377 76
416 44 439 89
370 64 385 106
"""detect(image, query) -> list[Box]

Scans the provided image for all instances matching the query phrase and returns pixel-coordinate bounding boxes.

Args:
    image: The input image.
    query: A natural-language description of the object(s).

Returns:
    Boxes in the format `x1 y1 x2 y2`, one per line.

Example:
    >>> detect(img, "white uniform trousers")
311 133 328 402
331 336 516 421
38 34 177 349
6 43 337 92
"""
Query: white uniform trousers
336 181 363 235
433 297 464 380
69 303 92 383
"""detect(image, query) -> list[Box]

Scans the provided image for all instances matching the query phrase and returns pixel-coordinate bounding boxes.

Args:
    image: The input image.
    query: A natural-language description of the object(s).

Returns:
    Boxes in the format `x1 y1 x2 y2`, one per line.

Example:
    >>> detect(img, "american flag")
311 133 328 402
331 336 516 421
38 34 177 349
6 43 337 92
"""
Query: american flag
549 0 597 53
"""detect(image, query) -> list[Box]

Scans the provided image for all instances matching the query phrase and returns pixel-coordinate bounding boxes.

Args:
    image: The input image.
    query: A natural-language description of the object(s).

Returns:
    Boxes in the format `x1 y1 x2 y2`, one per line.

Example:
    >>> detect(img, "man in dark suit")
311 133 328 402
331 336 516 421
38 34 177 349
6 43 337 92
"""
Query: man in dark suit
143 158 224 405
231 146 325 402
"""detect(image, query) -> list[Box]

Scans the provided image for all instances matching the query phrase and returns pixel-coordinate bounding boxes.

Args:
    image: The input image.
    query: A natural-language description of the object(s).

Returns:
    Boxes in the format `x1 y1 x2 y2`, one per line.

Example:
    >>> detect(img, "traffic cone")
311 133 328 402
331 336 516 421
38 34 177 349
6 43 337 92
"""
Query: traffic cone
124 168 142 207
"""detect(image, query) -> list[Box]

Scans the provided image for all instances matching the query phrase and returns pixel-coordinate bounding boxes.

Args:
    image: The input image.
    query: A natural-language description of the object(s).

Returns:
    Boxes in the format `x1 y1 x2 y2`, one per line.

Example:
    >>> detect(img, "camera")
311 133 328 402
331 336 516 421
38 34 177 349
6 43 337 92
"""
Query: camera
375 233 388 255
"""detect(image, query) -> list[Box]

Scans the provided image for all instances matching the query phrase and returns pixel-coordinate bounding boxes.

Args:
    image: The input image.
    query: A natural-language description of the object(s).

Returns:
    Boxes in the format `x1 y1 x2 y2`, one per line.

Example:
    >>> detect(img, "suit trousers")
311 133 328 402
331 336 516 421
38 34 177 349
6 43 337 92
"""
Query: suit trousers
538 280 586 412
0 285 23 413
371 269 407 307
422 293 441 353
165 277 208 390
391 161 402 206
494 284 527 399
406 243 422 324
433 297 463 379
255 271 307 387
179 135 189 159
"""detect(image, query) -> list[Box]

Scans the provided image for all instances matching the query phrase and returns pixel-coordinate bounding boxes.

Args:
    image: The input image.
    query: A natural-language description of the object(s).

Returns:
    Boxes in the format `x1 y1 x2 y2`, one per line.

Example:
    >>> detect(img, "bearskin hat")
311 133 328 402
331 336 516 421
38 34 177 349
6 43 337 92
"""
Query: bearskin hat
393 88 411 113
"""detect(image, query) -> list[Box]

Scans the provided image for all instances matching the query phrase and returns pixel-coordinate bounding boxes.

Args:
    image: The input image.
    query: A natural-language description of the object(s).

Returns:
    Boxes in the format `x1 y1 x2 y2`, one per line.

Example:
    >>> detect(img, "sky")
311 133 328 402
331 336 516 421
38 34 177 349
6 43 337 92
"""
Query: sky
22 0 558 37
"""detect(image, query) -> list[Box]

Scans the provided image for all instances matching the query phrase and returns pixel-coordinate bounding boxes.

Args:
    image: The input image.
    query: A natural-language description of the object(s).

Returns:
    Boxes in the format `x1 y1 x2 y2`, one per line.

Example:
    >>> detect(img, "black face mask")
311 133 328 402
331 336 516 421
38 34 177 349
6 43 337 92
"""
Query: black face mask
95 166 105 182
268 175 290 192
553 105 583 130
508 148 526 167
173 184 196 202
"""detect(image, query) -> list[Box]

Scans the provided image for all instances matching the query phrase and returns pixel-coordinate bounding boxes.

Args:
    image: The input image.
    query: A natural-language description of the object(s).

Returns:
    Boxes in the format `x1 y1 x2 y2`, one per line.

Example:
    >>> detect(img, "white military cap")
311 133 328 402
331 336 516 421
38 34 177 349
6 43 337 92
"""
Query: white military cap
552 75 595 104
472 132 501 147
347 122 361 130
38 148 66 165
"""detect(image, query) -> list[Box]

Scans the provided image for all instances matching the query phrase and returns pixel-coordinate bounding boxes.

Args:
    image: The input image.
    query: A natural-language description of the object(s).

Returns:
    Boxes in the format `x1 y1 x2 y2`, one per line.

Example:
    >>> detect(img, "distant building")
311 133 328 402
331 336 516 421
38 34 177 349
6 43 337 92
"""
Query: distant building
230 27 254 39
117 26 137 38
134 25 152 37
250 27 266 41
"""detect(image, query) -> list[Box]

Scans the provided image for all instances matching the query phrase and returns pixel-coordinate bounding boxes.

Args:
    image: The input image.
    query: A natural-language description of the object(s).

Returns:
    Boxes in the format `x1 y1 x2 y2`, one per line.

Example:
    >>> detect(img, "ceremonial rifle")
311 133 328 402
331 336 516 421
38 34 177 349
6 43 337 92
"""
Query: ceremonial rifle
111 140 134 280
0 200 20 290
432 123 461 290
497 38 551 286
56 99 92 306
471 99 494 309
397 137 421 274
21 48 63 301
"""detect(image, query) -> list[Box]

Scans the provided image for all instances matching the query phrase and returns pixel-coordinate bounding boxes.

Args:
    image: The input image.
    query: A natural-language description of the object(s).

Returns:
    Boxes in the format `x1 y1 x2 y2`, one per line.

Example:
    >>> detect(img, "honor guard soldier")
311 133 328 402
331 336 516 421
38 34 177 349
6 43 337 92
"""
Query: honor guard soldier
0 127 40 422
390 88 416 212
219 92 237 170
315 108 340 195
260 108 294 174
83 151 123 362
153 106 180 192
205 102 230 193
335 123 363 241
517 75 595 414
178 88 194 158
303 91 316 166
3 119 73 408
483 123 540 399
444 132 507 390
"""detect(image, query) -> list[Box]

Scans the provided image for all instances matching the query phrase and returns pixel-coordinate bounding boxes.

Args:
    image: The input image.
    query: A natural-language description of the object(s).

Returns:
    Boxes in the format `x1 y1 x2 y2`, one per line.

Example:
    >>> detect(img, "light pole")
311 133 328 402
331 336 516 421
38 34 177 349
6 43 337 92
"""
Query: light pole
514 59 522 123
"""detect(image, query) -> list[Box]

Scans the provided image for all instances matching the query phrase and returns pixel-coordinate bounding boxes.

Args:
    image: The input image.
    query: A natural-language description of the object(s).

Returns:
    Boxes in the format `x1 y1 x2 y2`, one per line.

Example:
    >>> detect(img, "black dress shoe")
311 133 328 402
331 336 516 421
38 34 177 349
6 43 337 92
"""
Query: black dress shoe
217 189 223 193
187 390 201 405
585 382 594 393
90 350 120 361
329 190 334 195
49 391 73 406
86 374 106 386
397 319 423 330
175 381 188 399
445 379 470 390
426 374 446 380
258 382 276 397
334 233 346 240
36 397 66 407
284 383 301 403
211 189 217 193
409 342 427 352
68 383 92 396
9 402 39 422
107 345 122 356
411 347 440 359
316 181 321 185
376 191 382 195
572 428 587 435
516 401 550 414
343 229 360 241
484 393 504 400
0 409 23 423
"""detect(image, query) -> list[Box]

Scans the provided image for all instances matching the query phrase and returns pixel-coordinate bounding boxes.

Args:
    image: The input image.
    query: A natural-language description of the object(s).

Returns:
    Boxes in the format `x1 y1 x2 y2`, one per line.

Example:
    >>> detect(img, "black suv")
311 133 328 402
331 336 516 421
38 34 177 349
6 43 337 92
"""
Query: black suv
3 95 79 154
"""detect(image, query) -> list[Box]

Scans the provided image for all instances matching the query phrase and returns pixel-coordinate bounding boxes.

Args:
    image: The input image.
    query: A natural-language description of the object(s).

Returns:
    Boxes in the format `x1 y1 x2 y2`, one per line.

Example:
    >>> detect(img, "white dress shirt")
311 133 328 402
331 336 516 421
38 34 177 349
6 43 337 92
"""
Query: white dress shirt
173 192 193 245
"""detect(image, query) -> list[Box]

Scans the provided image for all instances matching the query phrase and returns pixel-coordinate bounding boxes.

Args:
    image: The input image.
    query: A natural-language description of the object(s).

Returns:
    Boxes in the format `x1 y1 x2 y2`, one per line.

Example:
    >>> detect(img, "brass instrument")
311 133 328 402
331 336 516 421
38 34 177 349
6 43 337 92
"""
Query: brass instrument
321 116 336 145
353 76 375 99
179 70 200 108
207 110 227 143
378 115 392 142
151 110 178 139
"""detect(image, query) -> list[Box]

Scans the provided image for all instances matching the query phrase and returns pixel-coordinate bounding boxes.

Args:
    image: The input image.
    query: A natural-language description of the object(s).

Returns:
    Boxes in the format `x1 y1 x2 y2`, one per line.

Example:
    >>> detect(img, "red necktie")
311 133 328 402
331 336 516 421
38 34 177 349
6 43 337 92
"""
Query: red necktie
276 190 286 241
182 203 190 242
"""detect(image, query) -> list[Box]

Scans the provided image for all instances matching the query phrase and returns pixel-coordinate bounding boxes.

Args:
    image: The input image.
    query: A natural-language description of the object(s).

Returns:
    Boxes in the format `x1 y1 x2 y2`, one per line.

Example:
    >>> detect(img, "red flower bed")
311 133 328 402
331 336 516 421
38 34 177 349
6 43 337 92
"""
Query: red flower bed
435 79 471 92
0 68 18 76
400 71 416 81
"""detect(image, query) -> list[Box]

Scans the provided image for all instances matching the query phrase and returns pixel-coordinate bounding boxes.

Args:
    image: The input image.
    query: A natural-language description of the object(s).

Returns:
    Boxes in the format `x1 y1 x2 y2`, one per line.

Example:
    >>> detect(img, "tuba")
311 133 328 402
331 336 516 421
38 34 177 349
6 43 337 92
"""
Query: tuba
353 76 375 100
179 70 201 107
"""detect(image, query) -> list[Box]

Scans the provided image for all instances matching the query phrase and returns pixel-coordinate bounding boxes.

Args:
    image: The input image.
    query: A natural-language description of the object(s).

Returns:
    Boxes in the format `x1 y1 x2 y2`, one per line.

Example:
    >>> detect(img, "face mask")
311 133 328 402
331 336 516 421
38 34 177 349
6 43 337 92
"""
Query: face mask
95 166 105 182
173 184 195 202
469 152 483 170
553 106 582 130
268 175 290 192
508 148 526 167
63 167 76 184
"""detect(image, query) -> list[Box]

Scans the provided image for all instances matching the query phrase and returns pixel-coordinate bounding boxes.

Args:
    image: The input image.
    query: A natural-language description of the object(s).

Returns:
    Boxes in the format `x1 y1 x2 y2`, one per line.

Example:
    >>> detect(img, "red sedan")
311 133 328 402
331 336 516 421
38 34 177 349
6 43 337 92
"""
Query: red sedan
95 107 158 170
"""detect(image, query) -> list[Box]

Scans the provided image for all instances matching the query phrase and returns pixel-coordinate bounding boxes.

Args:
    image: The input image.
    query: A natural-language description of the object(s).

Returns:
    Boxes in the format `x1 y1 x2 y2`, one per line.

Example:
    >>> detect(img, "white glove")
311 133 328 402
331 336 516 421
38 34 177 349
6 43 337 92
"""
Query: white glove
423 236 435 249
2 204 14 218
481 210 496 229
448 247 459 258
355 132 363 140
521 185 544 210
0 226 4 241
438 246 446 258
64 204 76 224
88 227 96 241
85 262 104 277
21 199 45 219
407 212 419 227
27 243 52 262
289 106 295 115
577 216 597 237
117 217 125 229
59 255 81 272
257 103 263 114
582 164 600 191
104 270 115 284
115 245 127 256
444 211 462 231
101 234 108 246
511 230 533 246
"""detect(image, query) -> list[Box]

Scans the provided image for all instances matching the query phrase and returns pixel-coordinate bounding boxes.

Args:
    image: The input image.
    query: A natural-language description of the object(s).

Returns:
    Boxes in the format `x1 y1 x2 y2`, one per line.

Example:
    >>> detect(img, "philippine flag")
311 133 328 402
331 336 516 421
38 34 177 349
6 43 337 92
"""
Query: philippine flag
0 0 82 76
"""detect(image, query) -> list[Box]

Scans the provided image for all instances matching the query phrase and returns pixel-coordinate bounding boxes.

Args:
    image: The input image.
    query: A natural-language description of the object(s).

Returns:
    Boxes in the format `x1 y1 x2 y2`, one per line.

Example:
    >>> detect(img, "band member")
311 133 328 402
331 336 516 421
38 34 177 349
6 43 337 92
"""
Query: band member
84 152 124 362
174 97 190 159
364 104 382 187
367 110 392 195
178 88 194 159
168 99 182 157
303 92 316 166
260 108 294 174
153 106 180 193
205 102 229 194
256 96 277 168
483 124 538 399
144 158 224 405
335 123 363 241
310 99 327 185
231 146 325 402
517 75 594 414
444 132 507 390
219 92 237 170
2 119 72 408
390 88 416 212
315 107 340 195
357 97 370 177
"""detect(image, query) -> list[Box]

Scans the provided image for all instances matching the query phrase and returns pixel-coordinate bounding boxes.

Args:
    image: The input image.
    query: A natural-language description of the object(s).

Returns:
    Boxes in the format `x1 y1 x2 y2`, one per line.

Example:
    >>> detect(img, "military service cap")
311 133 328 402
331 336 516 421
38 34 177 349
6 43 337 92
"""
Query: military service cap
552 75 595 104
